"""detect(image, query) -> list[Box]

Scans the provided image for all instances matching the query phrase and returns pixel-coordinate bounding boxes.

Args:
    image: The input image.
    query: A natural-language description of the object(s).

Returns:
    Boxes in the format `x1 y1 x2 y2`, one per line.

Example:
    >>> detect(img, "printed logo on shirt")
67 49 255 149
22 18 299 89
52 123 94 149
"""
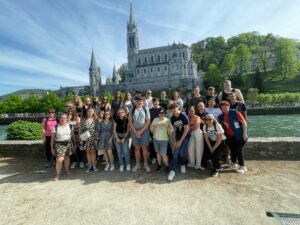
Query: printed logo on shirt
173 120 183 132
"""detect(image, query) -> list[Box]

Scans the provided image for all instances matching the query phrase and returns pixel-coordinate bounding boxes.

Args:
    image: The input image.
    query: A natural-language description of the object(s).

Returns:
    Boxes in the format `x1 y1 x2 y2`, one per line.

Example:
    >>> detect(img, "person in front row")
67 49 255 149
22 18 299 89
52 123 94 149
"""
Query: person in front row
203 114 226 177
168 103 190 181
51 114 75 181
129 95 151 172
218 101 248 174
150 108 171 173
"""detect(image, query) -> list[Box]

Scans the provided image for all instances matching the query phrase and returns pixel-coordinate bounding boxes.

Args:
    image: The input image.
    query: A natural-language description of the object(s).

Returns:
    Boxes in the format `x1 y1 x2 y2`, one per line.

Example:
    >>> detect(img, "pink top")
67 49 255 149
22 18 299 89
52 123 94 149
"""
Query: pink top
42 118 58 137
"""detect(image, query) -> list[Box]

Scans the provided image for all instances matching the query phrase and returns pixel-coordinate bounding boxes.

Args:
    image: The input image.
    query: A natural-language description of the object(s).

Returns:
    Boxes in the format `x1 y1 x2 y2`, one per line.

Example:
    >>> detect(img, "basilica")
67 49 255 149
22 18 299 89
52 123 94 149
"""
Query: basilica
58 2 204 97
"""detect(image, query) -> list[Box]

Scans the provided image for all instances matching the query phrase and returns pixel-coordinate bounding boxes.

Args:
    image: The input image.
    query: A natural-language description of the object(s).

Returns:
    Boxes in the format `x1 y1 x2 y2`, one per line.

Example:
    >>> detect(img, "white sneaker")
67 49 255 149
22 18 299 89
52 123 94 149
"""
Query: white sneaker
144 164 151 172
126 164 131 171
110 164 115 171
226 156 232 164
104 164 110 171
187 164 194 168
132 164 141 172
85 165 92 173
92 165 98 172
70 162 76 169
119 165 124 172
79 162 85 168
195 165 204 170
180 165 186 173
151 158 157 165
230 163 239 169
237 166 246 174
168 170 176 181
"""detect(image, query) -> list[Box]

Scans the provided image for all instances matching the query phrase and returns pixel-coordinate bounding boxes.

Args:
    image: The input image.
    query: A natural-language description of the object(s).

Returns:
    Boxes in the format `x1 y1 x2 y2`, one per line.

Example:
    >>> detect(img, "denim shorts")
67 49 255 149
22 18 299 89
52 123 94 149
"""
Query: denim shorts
131 129 149 147
153 139 168 155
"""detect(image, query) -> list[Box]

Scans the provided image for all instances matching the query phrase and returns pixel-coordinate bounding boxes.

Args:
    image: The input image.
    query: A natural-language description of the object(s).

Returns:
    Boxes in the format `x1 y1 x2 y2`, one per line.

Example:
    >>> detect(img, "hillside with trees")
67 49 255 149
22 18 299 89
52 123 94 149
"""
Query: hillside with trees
191 32 300 93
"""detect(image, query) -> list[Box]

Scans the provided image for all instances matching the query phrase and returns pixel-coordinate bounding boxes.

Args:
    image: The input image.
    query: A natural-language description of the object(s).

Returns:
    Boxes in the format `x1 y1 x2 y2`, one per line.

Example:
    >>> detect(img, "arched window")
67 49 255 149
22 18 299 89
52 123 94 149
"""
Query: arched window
165 54 167 61
144 57 147 64
151 56 153 63
158 55 160 63
158 67 160 72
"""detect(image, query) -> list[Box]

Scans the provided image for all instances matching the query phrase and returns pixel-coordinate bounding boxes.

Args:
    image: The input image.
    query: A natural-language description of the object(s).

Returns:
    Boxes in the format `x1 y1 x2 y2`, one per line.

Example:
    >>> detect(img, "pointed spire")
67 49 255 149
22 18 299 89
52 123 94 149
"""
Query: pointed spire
128 0 136 27
112 65 117 82
90 49 97 68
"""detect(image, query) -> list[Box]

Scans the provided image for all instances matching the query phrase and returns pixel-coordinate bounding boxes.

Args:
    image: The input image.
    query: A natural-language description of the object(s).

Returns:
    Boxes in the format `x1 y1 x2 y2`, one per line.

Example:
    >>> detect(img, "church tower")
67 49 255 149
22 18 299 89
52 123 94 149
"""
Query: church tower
89 49 101 96
127 1 139 80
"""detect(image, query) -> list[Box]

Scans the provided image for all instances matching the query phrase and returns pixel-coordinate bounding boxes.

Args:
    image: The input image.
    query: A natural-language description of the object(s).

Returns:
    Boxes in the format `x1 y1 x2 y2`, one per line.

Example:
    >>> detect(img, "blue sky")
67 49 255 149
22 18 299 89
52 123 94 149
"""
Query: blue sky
0 0 299 96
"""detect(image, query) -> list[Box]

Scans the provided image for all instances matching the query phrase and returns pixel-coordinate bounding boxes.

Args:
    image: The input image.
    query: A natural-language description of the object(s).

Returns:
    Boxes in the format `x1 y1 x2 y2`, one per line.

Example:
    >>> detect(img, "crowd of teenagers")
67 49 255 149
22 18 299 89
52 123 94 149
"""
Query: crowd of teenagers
42 80 249 181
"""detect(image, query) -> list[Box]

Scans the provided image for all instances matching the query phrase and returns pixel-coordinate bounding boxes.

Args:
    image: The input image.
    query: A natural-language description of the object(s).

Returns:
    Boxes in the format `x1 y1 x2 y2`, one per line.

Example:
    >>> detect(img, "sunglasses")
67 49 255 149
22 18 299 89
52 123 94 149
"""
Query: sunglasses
206 118 213 121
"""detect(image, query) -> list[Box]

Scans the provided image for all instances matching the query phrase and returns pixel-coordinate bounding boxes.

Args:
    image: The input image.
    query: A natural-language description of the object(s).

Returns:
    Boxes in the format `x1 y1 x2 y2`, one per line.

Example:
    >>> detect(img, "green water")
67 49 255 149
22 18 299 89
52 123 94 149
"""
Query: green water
0 115 299 139
248 114 300 137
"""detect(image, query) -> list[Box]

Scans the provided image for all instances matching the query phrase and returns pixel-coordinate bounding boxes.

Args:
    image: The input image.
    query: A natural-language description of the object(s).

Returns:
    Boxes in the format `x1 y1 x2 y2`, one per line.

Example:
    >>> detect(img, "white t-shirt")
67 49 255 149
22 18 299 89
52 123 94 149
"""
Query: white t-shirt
205 107 222 120
52 124 72 142
203 123 226 141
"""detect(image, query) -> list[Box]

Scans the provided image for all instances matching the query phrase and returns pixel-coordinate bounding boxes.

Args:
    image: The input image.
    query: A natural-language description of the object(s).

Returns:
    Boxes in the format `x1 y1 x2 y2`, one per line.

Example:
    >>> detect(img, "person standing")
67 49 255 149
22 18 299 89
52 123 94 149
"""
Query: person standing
99 111 114 171
42 108 58 168
205 87 219 107
172 91 184 110
159 91 168 110
167 103 190 181
113 108 131 172
79 108 99 172
144 89 153 109
187 86 207 114
187 106 204 170
219 101 248 173
218 80 244 103
129 96 151 172
149 97 161 164
150 108 171 173
228 92 248 121
51 114 75 181
111 91 123 119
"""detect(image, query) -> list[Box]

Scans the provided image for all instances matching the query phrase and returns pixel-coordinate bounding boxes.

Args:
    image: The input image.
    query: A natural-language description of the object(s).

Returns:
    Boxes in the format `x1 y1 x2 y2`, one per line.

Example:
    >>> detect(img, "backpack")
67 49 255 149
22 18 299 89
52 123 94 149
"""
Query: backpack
131 105 148 123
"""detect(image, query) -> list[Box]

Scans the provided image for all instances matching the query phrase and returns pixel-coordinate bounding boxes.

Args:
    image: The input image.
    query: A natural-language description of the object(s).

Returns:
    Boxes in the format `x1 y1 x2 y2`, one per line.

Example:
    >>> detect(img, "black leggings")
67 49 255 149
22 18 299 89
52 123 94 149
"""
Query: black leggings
226 136 246 166
45 136 52 161
207 140 225 171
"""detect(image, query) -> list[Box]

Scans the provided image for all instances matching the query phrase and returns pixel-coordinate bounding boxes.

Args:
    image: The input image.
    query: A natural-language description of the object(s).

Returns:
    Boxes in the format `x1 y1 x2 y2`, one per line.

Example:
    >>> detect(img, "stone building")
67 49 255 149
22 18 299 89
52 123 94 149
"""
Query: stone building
58 1 204 97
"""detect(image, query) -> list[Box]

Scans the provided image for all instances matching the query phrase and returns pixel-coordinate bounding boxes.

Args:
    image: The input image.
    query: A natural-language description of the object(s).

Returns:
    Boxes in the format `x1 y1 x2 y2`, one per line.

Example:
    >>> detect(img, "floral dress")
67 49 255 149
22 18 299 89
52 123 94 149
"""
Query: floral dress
79 119 99 151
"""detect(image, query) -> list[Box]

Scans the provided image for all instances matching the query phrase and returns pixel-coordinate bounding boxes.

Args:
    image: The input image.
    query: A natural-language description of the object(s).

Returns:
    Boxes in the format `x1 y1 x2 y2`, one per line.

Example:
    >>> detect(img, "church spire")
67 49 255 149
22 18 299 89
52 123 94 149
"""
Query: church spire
112 65 117 82
128 1 135 28
90 49 97 68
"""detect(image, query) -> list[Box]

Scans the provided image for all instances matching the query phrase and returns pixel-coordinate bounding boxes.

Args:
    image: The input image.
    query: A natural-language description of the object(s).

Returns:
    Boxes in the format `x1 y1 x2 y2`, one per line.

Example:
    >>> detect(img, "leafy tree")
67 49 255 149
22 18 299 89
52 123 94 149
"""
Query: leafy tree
204 64 223 90
274 38 299 79
118 63 127 81
2 96 24 113
221 53 235 76
23 95 41 113
39 92 64 113
232 44 251 74
64 93 75 103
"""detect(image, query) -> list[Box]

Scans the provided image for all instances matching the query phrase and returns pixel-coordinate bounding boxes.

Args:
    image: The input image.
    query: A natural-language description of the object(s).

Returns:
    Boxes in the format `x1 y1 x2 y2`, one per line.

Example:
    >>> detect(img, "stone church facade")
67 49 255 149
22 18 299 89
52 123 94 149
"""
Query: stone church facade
58 2 204 97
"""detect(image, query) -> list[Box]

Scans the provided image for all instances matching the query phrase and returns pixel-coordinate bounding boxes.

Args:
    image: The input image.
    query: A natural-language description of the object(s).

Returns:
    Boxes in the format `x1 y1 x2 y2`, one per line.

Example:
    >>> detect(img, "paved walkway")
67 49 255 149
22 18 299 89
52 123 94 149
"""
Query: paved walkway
0 157 299 225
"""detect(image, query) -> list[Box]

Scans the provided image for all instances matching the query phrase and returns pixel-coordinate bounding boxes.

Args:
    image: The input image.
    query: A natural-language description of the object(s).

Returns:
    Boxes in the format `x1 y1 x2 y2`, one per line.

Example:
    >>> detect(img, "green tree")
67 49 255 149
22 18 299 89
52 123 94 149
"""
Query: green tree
23 95 41 113
39 92 64 112
204 64 223 90
221 53 235 76
2 96 24 113
117 63 127 81
274 38 299 79
253 67 264 92
232 44 251 74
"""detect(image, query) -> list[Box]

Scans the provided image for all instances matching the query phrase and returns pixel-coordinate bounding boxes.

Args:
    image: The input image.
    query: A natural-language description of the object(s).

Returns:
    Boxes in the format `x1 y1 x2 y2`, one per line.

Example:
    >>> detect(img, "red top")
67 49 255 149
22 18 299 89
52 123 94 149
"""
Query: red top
223 111 244 137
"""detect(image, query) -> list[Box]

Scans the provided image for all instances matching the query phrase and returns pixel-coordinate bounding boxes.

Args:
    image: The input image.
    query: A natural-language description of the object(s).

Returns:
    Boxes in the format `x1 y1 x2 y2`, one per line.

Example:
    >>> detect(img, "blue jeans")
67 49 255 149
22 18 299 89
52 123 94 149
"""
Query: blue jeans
114 138 130 166
171 137 190 171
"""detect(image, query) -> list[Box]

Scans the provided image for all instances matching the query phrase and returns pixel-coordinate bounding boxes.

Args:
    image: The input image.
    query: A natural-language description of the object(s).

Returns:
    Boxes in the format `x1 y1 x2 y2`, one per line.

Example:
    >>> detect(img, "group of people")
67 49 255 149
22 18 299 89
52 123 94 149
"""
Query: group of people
42 80 249 181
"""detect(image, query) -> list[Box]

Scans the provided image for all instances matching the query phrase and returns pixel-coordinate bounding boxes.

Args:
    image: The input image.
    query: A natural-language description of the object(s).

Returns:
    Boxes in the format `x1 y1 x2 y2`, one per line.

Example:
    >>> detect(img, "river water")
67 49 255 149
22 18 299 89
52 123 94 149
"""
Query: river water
0 115 299 140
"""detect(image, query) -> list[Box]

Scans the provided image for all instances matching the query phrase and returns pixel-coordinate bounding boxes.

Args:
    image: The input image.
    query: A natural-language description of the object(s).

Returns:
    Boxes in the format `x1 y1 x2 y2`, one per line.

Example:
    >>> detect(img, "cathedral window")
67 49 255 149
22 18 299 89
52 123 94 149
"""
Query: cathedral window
151 56 153 63
137 69 139 74
158 67 160 72
158 55 160 63
165 54 167 62
165 66 167 71
144 57 147 64
183 52 185 59
151 68 153 72
138 58 141 65
144 69 146 73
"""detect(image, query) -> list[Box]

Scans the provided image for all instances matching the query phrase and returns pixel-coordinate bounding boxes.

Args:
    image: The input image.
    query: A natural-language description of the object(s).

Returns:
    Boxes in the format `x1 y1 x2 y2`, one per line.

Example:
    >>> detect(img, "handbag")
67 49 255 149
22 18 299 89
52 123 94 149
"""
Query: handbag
80 130 91 141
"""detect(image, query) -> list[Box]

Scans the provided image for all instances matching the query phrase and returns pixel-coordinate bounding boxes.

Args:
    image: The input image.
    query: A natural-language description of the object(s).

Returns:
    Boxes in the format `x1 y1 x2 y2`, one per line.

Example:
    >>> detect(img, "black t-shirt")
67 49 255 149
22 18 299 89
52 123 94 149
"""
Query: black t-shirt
188 96 206 114
115 117 128 134
171 112 189 141
149 107 161 123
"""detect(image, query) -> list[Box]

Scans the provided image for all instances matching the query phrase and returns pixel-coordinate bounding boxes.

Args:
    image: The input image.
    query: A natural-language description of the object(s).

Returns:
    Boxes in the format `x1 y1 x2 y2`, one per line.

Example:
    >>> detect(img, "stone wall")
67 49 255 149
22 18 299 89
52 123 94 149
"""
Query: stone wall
0 138 299 160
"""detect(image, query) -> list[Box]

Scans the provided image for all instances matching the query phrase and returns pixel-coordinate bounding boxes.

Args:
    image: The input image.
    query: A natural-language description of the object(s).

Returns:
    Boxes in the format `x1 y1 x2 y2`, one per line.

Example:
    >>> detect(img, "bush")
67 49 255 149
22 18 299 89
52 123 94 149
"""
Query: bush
7 120 43 140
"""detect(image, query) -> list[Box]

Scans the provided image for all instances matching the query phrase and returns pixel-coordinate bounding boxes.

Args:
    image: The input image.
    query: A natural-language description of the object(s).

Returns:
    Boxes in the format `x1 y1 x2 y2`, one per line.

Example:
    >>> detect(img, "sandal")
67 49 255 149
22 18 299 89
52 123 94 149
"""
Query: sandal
53 174 61 181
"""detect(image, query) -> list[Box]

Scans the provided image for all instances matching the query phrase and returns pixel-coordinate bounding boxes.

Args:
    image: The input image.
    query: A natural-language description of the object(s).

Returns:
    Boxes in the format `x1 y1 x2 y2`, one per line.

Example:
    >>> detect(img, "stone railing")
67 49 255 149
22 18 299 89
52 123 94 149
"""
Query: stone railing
0 138 299 159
